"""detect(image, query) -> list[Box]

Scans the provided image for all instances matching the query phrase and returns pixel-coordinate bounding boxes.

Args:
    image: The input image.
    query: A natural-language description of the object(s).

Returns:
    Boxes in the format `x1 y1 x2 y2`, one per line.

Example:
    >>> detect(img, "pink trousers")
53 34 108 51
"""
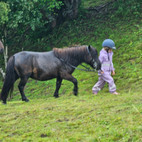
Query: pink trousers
92 72 116 93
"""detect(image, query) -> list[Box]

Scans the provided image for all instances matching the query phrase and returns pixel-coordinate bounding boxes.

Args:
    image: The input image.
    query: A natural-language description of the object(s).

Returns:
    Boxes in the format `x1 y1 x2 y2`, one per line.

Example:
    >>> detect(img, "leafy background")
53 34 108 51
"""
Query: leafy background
0 0 142 141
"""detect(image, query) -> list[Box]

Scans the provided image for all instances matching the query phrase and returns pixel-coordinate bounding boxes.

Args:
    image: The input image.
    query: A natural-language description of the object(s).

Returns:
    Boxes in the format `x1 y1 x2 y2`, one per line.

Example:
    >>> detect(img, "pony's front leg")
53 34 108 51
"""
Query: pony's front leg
18 77 29 102
61 73 78 96
73 78 78 96
54 77 62 98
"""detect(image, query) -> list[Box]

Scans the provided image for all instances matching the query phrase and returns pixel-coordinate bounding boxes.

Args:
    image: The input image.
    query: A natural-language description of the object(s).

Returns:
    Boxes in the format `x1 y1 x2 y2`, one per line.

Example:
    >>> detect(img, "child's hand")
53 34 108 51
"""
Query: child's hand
112 71 115 76
101 71 104 74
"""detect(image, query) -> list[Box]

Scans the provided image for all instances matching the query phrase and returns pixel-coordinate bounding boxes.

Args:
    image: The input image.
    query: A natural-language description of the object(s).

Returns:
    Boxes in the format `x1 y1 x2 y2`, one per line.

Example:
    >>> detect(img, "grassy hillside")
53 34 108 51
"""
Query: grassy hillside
0 92 141 141
0 0 142 141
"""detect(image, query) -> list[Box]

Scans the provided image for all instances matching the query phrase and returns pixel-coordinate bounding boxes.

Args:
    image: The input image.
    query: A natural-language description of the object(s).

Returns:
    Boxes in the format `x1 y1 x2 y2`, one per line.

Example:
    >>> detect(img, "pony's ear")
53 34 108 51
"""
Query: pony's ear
87 45 91 54
88 45 91 50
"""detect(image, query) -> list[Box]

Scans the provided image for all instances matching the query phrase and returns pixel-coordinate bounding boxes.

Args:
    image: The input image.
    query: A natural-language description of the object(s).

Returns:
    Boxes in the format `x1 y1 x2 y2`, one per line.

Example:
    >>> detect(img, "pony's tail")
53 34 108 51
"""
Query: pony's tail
0 56 17 104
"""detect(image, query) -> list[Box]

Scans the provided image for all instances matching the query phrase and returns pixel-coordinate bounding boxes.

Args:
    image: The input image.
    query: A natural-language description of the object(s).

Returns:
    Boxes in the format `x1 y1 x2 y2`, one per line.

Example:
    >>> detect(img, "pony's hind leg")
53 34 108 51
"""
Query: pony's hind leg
18 77 29 102
54 77 62 98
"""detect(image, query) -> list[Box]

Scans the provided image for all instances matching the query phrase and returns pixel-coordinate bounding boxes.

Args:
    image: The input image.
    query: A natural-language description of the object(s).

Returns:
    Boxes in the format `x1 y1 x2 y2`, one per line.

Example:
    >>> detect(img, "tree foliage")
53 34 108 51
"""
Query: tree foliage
0 0 64 52
0 2 10 25
0 0 82 52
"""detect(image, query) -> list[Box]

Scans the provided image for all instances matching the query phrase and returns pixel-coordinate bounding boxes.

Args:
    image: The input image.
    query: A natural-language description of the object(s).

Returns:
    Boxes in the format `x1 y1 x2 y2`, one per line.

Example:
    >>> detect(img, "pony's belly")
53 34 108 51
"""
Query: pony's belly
31 76 56 81
31 71 57 81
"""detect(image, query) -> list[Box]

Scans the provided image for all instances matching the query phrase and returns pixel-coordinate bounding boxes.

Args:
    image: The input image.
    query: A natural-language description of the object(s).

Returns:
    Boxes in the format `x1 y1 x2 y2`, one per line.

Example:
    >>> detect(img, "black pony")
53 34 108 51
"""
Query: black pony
0 45 101 104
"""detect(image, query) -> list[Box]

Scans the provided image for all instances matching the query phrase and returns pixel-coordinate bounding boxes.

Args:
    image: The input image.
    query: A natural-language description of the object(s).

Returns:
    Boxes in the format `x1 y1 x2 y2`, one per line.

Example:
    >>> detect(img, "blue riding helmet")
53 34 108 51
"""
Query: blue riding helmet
102 39 116 49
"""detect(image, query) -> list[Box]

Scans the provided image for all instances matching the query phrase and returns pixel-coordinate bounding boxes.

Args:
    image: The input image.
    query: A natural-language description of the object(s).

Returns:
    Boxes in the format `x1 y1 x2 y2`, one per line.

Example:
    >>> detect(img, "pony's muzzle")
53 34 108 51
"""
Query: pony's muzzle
93 62 97 69
95 60 101 70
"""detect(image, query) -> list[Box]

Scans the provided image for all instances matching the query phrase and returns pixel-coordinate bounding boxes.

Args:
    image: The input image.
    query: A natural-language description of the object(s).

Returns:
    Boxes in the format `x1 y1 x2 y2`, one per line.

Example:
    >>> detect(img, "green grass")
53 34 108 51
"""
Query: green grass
0 0 142 141
0 91 142 141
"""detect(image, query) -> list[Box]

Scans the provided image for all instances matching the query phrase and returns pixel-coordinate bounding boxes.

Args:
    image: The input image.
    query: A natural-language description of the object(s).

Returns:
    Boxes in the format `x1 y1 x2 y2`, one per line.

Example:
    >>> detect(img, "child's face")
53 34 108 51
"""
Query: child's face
108 49 112 53
104 47 112 52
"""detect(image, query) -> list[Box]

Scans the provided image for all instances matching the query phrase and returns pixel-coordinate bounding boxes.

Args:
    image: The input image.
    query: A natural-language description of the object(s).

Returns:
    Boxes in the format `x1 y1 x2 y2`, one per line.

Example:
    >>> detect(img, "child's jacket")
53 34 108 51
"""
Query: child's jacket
99 49 115 72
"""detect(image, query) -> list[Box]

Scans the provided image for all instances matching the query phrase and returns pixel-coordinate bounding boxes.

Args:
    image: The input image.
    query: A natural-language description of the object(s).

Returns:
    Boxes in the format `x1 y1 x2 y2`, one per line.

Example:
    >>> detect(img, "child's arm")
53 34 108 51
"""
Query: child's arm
109 52 115 74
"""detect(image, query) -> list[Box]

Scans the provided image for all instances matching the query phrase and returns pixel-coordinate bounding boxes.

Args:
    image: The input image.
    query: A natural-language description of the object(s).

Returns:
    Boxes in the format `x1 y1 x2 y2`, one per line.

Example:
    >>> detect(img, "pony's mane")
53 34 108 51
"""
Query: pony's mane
53 45 88 62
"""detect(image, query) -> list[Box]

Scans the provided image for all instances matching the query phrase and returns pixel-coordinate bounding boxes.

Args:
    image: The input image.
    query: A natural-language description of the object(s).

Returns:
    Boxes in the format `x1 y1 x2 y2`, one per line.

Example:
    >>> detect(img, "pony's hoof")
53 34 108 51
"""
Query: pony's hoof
25 99 29 102
22 99 29 102
54 95 59 98
2 101 6 105
74 92 78 96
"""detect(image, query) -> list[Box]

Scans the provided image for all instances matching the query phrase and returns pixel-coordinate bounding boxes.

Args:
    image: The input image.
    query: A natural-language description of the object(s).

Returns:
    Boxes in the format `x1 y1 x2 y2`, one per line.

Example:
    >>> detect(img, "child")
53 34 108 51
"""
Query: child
92 39 119 95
